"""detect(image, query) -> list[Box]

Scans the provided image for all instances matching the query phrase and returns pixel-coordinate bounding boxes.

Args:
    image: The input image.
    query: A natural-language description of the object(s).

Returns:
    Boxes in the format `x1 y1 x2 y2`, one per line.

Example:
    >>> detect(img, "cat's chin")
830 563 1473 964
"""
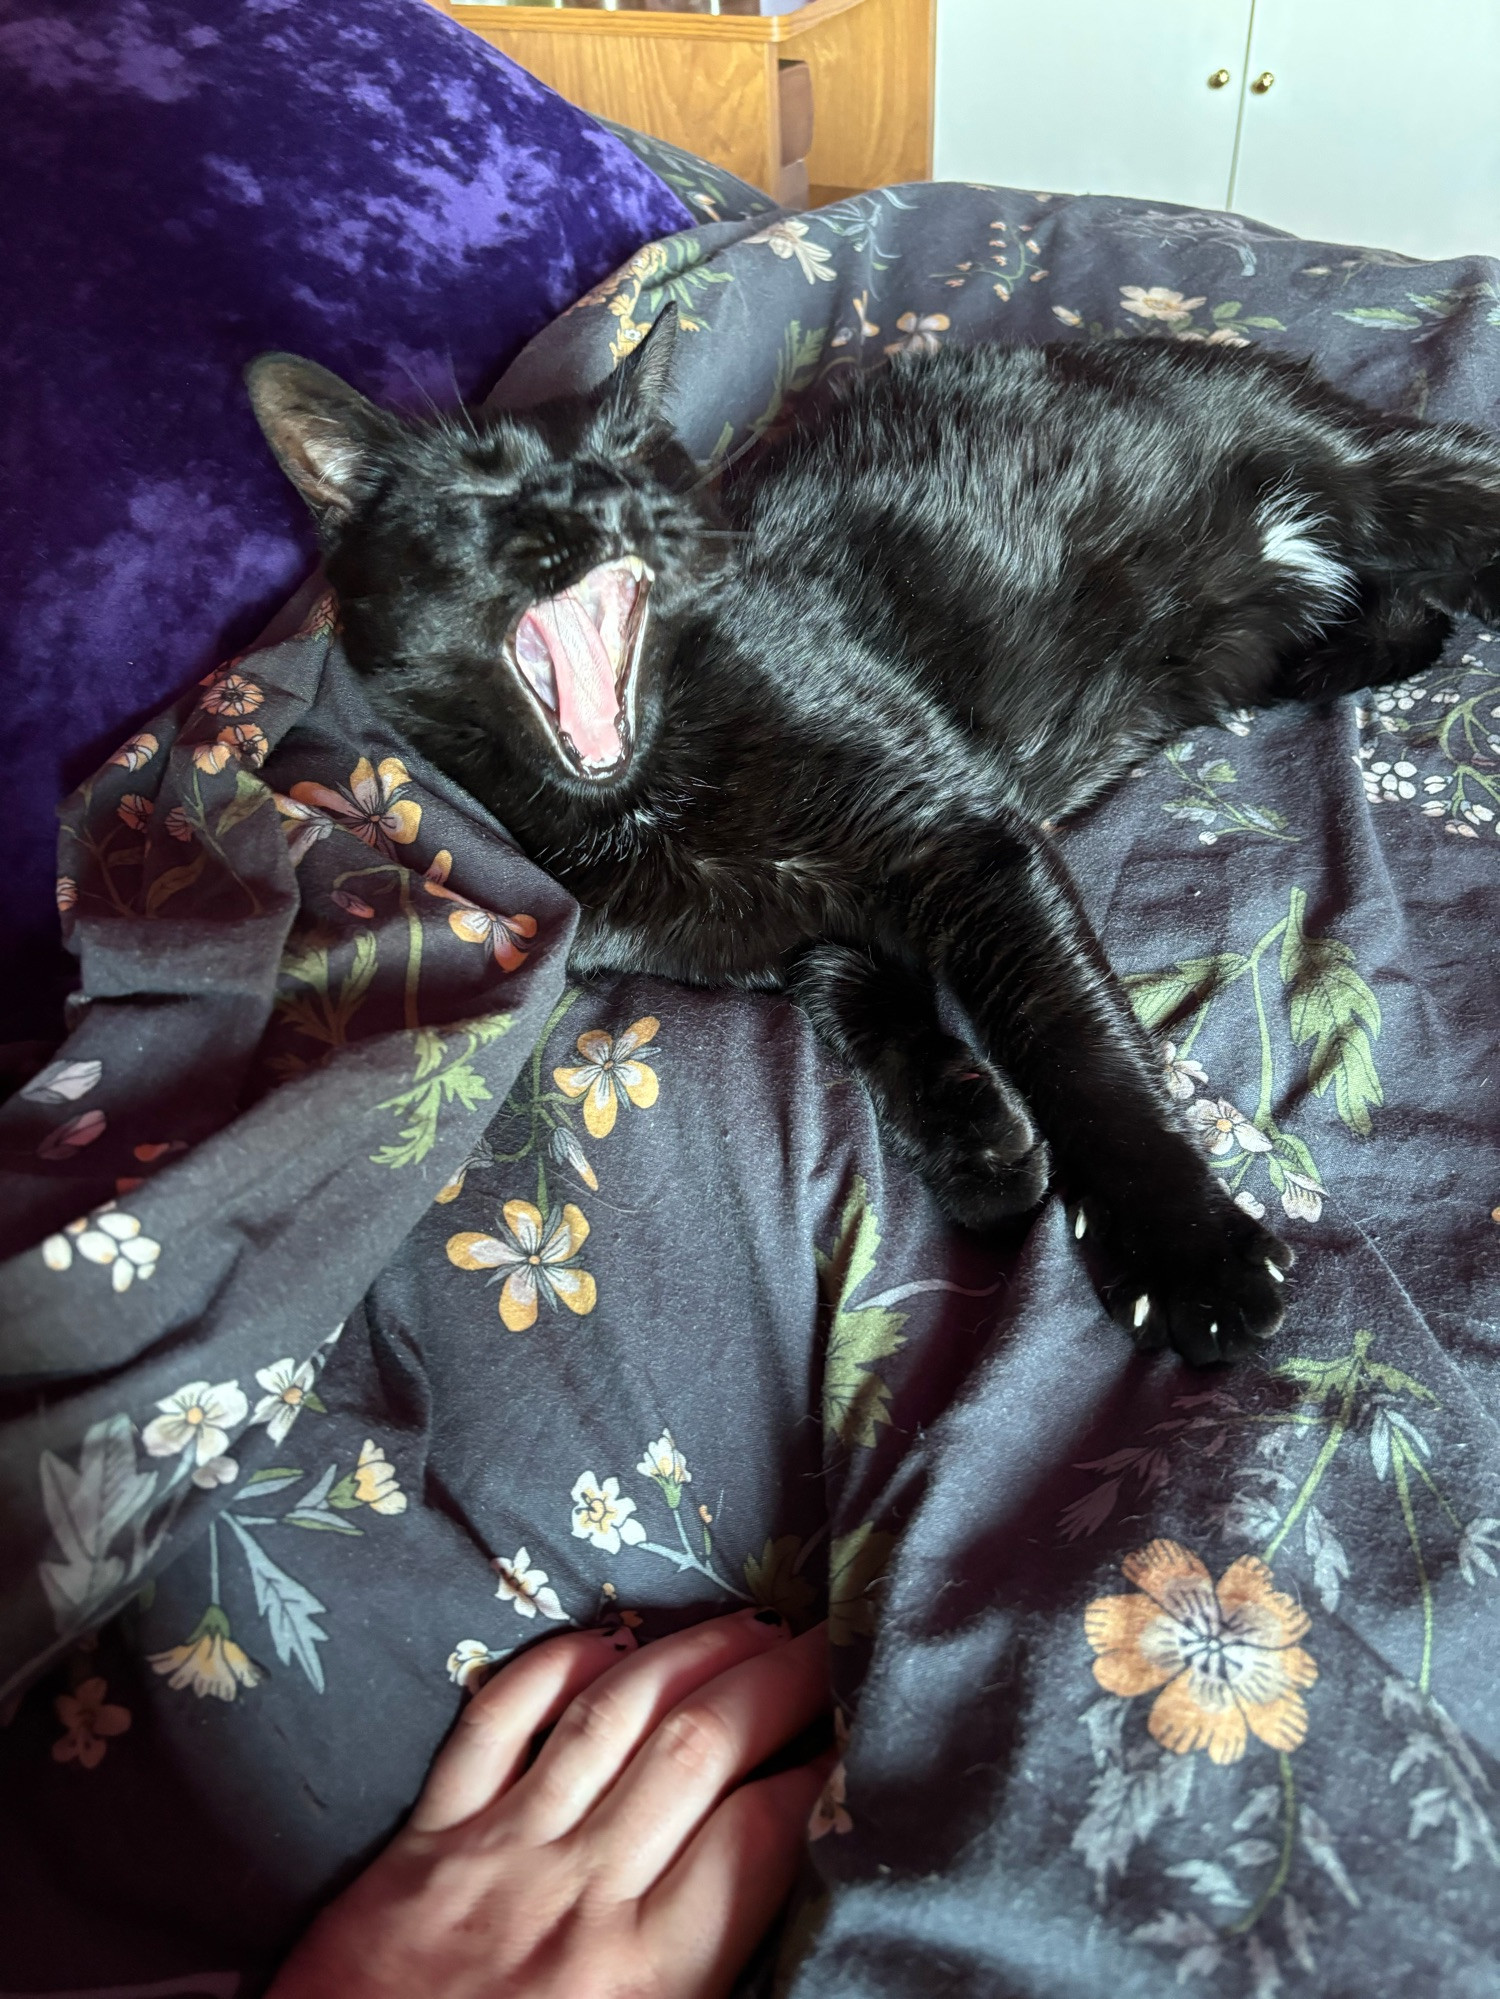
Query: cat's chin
505 554 653 785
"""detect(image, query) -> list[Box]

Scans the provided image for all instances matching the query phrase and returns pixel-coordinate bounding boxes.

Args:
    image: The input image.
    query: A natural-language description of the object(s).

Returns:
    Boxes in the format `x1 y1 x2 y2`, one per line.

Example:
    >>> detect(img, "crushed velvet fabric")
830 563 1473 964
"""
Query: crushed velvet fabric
0 0 688 1040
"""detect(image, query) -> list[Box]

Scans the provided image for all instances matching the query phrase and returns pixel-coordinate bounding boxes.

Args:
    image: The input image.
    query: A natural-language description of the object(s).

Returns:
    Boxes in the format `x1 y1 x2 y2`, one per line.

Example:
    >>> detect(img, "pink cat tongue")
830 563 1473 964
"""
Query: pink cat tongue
528 593 622 767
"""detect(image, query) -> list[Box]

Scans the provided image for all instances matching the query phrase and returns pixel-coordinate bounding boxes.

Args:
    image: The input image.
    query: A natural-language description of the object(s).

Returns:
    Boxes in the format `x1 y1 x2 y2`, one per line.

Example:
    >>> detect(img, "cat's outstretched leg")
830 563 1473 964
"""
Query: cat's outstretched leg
788 943 1050 1226
893 821 1293 1365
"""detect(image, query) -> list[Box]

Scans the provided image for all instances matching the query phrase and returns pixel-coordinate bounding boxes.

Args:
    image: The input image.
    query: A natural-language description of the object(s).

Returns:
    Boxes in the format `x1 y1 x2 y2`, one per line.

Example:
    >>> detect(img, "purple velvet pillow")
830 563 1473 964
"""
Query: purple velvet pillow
0 0 688 1038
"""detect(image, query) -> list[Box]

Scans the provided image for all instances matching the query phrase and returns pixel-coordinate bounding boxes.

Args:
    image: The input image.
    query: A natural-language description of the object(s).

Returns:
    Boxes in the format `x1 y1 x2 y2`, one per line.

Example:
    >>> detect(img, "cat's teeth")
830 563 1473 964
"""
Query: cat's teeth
1265 1260 1285 1283
1208 1321 1219 1336
1132 1295 1149 1328
1073 1210 1086 1240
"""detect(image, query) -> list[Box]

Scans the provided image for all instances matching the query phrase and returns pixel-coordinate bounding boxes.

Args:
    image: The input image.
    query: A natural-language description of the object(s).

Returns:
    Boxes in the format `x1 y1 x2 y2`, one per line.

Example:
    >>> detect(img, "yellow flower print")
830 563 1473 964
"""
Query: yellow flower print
423 852 537 972
352 1439 408 1514
200 672 264 718
446 1201 597 1332
1084 1539 1317 1766
286 755 422 860
553 1017 660 1139
149 1605 265 1702
52 1677 131 1767
884 312 950 358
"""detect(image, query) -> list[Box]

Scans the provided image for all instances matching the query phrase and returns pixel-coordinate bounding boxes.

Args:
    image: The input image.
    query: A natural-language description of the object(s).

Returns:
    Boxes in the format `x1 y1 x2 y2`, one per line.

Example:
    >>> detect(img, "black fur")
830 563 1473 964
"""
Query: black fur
247 319 1500 1364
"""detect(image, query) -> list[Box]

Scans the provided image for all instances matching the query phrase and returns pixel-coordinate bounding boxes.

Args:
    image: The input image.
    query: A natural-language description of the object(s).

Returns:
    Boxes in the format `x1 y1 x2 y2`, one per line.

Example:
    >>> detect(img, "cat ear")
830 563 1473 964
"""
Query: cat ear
244 354 396 528
605 302 680 432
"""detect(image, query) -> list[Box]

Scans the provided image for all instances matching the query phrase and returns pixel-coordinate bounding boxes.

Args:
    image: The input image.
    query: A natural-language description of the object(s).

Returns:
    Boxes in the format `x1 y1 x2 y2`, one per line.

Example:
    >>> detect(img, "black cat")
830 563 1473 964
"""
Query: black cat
247 313 1500 1364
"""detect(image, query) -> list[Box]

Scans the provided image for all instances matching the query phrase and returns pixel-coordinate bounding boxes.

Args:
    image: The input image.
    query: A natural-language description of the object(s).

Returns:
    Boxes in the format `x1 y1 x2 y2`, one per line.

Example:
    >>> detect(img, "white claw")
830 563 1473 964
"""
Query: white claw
1074 1209 1087 1240
1265 1259 1285 1283
1209 1321 1219 1337
1132 1294 1150 1329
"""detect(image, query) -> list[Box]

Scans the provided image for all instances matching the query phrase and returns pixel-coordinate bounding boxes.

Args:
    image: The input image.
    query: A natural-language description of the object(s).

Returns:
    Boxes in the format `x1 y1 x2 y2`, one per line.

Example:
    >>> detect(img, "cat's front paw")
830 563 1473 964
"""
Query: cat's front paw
1078 1190 1294 1366
921 1054 1051 1229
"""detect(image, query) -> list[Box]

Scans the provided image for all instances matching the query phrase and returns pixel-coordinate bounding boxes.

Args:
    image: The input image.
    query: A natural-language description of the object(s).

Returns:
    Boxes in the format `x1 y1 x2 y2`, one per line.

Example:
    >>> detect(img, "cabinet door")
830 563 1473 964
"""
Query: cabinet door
934 0 1251 211
1232 0 1500 260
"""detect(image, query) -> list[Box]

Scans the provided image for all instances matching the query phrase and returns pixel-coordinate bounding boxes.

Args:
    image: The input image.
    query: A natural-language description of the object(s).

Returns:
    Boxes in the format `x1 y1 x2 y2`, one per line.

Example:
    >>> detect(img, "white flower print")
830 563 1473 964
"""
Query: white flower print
1280 1171 1325 1222
493 1547 568 1623
637 1430 692 1489
251 1357 318 1444
447 1639 503 1690
570 1473 648 1555
142 1380 249 1467
1234 1189 1269 1220
1362 757 1419 803
1118 285 1205 326
1162 1042 1209 1102
41 1204 161 1290
744 216 835 284
1187 1098 1273 1157
191 1454 239 1491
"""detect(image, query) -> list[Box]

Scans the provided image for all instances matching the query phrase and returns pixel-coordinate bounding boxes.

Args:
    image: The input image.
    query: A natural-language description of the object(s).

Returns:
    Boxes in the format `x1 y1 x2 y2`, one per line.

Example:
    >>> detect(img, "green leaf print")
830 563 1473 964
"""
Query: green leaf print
828 1522 895 1645
816 1178 908 1449
1334 306 1423 328
370 1013 513 1169
1126 955 1245 1033
1279 888 1383 1136
216 768 273 837
743 1534 817 1622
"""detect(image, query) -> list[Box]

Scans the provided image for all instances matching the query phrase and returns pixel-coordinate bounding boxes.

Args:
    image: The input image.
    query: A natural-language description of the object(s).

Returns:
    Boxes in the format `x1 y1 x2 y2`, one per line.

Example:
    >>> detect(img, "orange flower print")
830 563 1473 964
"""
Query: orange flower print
56 876 77 914
52 1677 131 1768
446 1201 597 1332
164 805 194 842
553 1017 660 1139
201 672 264 718
117 793 153 831
286 755 422 860
423 850 537 972
108 731 159 773
1084 1540 1317 1765
191 724 267 774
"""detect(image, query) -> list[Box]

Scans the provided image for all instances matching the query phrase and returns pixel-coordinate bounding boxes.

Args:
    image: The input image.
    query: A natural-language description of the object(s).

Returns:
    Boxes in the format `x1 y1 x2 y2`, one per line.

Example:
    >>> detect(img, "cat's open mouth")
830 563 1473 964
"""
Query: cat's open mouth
506 555 653 780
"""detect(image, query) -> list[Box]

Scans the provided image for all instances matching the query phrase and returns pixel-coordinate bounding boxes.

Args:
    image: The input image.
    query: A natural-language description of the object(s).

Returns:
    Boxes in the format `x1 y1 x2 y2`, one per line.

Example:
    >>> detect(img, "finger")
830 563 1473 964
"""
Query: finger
410 1624 638 1833
506 1607 791 1843
586 1621 830 1895
640 1754 835 1999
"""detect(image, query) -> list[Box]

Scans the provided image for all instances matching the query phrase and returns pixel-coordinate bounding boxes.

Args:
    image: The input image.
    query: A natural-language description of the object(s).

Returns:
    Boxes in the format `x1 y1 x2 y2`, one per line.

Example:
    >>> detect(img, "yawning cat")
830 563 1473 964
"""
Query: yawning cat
248 309 1500 1363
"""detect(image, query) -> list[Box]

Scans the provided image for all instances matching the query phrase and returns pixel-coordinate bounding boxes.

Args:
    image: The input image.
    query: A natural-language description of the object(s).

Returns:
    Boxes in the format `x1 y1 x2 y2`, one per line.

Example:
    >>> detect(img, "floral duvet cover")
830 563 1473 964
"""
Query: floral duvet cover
0 172 1497 1999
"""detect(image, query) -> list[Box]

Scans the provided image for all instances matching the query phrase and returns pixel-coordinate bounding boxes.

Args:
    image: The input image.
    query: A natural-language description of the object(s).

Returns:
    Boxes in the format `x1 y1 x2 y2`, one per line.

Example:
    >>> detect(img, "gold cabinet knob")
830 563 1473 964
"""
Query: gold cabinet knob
1251 70 1275 93
1207 67 1232 89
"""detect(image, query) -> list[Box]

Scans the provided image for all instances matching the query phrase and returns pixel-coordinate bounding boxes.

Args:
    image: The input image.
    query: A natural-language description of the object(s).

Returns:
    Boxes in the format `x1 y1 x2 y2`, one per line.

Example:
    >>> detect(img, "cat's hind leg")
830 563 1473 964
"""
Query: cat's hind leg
891 820 1293 1365
788 943 1051 1227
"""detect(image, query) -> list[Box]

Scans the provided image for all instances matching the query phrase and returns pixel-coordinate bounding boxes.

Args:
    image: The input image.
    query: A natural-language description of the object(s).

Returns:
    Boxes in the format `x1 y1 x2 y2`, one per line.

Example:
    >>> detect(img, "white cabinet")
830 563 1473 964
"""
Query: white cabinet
1231 0 1500 263
934 0 1500 261
934 0 1250 214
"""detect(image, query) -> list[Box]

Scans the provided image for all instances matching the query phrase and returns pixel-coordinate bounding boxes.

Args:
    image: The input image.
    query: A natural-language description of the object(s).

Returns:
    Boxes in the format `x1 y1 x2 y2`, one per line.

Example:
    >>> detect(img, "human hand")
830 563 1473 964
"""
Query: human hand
267 1609 832 1999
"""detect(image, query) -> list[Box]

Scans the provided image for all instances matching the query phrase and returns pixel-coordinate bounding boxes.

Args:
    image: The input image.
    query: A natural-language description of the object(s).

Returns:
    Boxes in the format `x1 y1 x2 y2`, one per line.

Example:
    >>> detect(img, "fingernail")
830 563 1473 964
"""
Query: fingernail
752 1609 785 1628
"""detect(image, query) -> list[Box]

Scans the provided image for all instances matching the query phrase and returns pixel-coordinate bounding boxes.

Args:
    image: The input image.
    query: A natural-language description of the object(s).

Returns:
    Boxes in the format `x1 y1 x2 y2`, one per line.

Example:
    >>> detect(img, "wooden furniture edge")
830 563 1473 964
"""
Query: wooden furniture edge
426 0 868 46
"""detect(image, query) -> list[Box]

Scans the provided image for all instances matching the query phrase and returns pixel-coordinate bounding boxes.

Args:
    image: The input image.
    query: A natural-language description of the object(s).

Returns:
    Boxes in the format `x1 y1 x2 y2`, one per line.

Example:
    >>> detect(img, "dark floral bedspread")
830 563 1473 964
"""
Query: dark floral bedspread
1 172 1498 1999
